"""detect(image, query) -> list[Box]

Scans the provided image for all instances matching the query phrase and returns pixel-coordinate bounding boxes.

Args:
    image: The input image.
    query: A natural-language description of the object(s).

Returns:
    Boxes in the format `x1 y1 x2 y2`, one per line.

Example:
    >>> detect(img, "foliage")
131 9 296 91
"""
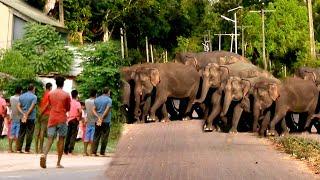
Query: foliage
273 136 320 174
13 22 73 75
175 36 203 53
2 79 44 99
76 41 130 123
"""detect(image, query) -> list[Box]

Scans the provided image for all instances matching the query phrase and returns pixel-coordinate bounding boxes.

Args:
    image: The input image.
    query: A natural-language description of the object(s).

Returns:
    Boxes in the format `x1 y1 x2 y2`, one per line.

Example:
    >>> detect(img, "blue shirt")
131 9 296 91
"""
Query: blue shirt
94 95 112 123
19 91 37 120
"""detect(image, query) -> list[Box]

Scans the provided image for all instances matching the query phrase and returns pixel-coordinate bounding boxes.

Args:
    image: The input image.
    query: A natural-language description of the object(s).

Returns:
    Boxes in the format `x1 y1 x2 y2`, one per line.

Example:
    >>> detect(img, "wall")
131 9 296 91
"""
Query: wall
0 3 13 49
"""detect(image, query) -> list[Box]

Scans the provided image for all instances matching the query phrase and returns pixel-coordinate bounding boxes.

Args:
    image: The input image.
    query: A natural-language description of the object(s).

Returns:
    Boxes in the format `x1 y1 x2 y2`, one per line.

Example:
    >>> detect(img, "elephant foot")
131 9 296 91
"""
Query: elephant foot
229 127 238 134
161 118 170 123
182 117 191 121
147 116 158 122
266 129 278 136
203 123 214 132
280 131 289 137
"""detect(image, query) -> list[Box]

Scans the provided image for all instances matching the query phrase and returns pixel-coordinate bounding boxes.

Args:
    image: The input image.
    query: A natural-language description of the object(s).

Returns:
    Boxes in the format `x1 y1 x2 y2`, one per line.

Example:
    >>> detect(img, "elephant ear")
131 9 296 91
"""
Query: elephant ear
149 68 160 86
219 66 230 81
268 84 279 101
241 79 251 96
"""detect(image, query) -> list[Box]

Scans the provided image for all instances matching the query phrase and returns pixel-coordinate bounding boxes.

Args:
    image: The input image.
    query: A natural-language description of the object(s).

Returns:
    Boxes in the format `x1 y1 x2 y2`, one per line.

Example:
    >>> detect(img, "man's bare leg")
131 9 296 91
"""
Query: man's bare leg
57 136 65 168
8 138 13 153
83 142 88 156
40 137 54 169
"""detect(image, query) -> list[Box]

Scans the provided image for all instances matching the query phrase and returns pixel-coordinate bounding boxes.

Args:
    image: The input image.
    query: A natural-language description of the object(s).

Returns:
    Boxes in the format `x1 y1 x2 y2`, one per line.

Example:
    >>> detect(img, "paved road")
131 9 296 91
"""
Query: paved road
107 120 318 180
0 153 112 180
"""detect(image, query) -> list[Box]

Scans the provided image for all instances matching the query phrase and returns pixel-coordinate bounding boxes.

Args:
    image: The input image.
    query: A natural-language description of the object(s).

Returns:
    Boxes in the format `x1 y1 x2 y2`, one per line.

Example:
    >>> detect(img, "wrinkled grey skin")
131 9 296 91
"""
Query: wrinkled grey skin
221 76 280 133
193 61 267 132
254 77 319 136
133 62 200 122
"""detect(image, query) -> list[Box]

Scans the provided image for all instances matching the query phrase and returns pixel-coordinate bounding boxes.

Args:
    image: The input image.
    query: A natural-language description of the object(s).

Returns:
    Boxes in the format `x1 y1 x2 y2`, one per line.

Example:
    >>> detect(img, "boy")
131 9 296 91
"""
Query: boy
9 86 23 152
83 89 99 156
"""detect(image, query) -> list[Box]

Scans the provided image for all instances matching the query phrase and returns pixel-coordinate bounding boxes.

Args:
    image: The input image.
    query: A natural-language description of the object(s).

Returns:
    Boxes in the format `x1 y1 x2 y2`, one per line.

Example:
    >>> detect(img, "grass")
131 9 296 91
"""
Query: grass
271 136 320 174
0 122 123 154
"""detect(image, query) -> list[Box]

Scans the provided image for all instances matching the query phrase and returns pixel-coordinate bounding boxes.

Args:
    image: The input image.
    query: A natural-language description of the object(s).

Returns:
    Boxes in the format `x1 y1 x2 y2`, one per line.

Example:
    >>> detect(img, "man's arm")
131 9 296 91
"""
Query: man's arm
101 106 111 120
17 102 24 115
25 96 37 118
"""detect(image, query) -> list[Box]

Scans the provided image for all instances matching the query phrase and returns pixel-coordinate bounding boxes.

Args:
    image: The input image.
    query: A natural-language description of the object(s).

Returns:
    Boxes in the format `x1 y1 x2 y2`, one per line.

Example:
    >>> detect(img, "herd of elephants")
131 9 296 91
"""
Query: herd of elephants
120 50 320 136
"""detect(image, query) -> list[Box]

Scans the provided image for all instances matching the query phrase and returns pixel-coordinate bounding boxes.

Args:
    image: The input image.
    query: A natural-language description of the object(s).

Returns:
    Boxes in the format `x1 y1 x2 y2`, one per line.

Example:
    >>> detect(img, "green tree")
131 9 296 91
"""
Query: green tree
13 22 73 75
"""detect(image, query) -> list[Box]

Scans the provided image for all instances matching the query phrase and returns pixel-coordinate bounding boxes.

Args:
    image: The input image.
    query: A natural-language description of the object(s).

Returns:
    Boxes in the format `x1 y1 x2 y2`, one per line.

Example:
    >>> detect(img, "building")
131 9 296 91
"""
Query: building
0 0 66 49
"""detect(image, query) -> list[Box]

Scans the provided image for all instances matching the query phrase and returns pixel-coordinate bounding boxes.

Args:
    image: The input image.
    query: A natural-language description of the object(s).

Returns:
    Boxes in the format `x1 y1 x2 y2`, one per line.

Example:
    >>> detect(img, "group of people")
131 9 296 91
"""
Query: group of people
0 76 112 168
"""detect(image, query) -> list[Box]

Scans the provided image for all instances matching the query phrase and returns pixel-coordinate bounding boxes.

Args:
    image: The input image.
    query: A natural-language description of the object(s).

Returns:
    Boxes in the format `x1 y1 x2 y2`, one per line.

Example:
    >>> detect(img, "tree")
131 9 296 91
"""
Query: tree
13 22 73 75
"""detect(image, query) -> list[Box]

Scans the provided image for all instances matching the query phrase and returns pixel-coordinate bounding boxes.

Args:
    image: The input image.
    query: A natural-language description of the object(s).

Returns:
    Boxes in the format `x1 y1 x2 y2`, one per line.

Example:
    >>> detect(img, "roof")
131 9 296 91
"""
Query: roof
0 0 65 30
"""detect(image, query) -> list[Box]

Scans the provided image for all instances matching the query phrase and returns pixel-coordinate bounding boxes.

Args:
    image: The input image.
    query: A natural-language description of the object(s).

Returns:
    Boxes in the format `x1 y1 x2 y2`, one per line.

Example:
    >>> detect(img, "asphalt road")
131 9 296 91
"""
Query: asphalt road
107 120 318 180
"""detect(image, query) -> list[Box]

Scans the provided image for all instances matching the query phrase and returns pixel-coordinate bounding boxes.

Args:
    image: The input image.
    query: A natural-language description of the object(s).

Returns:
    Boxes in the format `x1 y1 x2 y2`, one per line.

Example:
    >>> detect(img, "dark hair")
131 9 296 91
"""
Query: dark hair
71 90 78 99
15 85 22 94
46 83 52 90
103 87 110 94
55 76 65 88
28 84 35 91
89 89 97 98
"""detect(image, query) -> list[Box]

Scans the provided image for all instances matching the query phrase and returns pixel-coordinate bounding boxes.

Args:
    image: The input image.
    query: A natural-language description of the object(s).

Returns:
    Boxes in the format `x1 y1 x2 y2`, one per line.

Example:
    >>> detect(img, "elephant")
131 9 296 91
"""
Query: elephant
120 64 169 123
295 67 320 85
221 75 280 133
253 77 319 136
132 62 200 122
194 61 268 132
174 51 250 71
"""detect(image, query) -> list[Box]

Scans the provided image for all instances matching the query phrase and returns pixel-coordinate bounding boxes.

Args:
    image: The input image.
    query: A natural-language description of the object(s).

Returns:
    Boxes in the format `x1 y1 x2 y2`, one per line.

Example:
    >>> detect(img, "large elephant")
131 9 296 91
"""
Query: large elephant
221 75 280 133
253 77 319 136
133 62 200 122
194 61 267 131
174 51 249 71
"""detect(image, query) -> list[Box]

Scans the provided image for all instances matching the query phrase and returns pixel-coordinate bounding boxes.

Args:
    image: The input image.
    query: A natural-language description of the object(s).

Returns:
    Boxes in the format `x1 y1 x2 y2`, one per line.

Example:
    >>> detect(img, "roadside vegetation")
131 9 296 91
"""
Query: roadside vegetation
271 136 320 174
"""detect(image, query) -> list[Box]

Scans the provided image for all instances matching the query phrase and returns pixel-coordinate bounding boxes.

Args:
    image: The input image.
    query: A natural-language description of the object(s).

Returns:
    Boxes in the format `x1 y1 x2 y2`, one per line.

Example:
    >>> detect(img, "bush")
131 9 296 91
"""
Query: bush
76 41 130 124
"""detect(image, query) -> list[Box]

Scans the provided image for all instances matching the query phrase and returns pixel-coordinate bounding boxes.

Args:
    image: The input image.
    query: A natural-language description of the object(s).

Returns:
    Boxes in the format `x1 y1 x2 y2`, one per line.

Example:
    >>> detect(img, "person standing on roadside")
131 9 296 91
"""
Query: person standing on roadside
35 82 52 154
8 86 23 152
64 90 82 155
0 92 7 139
83 89 99 156
17 84 37 153
40 76 70 169
92 87 112 156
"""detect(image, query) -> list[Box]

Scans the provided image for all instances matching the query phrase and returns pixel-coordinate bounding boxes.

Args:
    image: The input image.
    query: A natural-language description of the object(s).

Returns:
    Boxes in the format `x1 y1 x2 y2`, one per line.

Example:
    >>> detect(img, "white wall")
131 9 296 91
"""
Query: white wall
0 2 13 49
38 77 74 96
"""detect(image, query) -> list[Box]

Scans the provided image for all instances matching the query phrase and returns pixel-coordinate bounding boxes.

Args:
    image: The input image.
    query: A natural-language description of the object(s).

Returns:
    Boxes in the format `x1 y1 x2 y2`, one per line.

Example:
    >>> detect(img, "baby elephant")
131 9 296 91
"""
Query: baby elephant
254 77 319 136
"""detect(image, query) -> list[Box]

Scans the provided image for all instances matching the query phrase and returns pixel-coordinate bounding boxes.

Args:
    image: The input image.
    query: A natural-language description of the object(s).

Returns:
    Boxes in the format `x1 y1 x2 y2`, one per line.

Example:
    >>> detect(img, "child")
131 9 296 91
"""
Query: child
9 86 23 152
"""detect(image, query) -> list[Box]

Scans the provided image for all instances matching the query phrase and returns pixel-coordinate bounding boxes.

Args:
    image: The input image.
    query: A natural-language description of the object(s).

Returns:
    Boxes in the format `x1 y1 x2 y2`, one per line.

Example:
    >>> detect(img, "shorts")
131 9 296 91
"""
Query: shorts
84 124 95 142
10 121 20 139
47 123 68 137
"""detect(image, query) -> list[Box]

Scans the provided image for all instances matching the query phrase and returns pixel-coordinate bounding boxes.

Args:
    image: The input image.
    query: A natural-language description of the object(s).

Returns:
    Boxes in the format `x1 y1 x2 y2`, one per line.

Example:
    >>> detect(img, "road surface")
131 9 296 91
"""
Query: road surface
0 153 112 180
107 120 318 180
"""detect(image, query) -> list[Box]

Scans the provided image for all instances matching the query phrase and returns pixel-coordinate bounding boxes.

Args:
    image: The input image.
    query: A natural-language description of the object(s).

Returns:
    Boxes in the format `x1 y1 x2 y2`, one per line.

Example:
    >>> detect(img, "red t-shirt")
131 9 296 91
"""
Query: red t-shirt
0 97 7 117
40 90 50 116
48 89 71 127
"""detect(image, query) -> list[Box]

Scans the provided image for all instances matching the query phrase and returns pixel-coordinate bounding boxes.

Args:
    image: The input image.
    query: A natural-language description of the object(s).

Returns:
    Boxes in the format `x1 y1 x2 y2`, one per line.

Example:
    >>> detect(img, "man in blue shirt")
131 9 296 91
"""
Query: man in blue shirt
17 84 37 153
92 87 112 156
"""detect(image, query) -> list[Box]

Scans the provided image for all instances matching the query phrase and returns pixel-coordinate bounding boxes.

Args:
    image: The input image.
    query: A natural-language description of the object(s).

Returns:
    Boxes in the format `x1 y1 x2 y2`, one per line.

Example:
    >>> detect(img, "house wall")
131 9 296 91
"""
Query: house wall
0 2 13 49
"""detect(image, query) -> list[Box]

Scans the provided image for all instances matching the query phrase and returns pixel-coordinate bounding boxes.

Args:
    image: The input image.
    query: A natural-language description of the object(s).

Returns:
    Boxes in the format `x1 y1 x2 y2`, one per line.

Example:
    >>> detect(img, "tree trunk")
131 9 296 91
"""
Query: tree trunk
307 0 316 59
59 0 64 26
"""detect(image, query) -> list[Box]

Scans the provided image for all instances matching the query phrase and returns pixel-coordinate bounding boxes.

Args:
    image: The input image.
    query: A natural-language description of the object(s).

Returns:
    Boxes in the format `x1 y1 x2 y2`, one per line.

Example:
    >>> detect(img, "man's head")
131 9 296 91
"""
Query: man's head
55 76 65 88
15 85 22 95
28 84 35 93
46 82 52 90
103 87 110 96
71 90 78 99
89 89 97 98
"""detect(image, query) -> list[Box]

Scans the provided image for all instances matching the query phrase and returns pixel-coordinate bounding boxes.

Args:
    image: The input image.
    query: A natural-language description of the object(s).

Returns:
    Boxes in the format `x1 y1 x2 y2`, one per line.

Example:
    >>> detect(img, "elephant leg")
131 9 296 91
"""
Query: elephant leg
252 102 260 132
229 104 243 134
280 118 289 136
161 104 170 122
204 92 222 132
141 98 151 123
304 113 315 133
149 96 167 122
268 110 287 136
259 111 271 136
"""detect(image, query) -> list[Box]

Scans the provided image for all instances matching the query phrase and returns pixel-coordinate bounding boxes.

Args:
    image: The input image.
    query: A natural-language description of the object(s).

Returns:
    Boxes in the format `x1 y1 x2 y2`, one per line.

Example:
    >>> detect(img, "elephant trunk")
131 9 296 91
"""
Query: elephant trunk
134 83 143 120
194 77 210 103
222 87 233 116
121 80 131 107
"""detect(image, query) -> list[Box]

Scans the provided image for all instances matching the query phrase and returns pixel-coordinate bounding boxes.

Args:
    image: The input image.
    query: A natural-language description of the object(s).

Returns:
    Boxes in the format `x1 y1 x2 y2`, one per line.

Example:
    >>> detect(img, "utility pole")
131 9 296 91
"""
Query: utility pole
146 37 149 63
120 28 124 59
250 7 274 70
239 25 251 57
307 0 316 60
59 0 64 26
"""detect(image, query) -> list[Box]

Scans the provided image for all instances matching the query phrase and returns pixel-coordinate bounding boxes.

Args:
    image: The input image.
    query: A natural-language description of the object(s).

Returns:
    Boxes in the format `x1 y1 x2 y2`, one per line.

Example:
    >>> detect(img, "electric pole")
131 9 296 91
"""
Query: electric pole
307 0 316 60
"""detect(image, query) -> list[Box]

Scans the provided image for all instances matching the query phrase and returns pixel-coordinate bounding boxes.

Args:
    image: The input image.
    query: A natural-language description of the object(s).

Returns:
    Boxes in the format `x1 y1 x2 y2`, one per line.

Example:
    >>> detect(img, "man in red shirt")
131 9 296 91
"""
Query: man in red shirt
40 76 71 169
35 83 52 153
